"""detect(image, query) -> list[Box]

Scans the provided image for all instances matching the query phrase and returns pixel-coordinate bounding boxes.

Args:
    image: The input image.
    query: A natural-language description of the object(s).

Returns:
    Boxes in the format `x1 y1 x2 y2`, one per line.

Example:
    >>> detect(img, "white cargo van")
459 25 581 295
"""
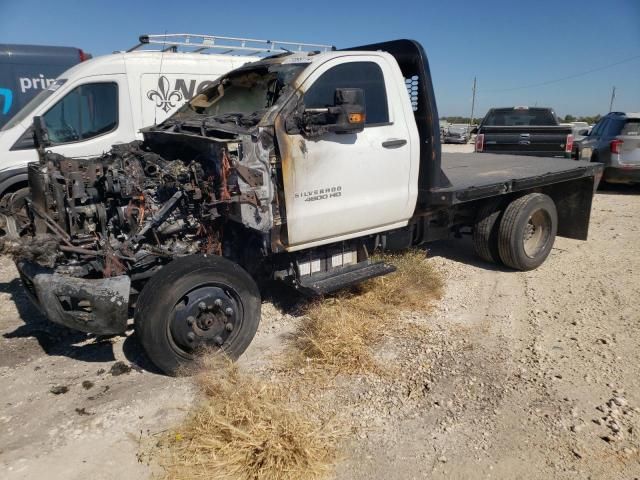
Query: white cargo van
0 34 332 198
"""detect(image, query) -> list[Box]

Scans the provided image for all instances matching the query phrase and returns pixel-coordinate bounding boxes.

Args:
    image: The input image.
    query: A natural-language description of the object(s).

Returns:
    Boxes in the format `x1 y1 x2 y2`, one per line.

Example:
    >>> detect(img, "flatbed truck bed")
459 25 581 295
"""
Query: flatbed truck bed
431 153 602 205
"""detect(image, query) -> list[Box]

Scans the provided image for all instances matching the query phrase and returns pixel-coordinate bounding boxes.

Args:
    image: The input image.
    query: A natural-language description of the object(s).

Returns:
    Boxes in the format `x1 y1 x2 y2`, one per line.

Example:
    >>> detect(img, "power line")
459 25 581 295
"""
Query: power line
480 54 640 93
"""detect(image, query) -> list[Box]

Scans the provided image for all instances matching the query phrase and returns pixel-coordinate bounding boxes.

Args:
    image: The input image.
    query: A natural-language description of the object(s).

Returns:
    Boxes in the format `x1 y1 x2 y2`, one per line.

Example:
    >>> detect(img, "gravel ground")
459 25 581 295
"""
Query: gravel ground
335 182 640 479
0 169 638 478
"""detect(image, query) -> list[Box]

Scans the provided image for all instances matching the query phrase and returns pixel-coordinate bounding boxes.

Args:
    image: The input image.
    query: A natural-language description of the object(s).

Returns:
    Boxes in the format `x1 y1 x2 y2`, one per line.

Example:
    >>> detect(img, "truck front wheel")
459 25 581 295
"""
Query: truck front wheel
134 255 261 375
498 193 557 271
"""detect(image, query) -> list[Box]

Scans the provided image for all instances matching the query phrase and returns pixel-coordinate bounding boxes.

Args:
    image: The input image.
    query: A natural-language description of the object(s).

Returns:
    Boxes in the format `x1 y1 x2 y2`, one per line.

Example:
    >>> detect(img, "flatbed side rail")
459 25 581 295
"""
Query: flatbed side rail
427 164 602 206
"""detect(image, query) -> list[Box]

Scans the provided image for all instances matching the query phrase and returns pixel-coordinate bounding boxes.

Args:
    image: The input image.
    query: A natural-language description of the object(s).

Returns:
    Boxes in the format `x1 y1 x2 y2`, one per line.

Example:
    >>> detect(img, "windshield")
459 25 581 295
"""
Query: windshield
1 79 67 131
171 63 306 125
483 108 557 126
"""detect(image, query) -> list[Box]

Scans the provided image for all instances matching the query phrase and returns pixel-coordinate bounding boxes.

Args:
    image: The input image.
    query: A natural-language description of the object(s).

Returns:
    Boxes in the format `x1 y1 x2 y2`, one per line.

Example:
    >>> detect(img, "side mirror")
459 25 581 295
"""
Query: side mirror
470 126 479 135
578 129 589 136
302 88 366 136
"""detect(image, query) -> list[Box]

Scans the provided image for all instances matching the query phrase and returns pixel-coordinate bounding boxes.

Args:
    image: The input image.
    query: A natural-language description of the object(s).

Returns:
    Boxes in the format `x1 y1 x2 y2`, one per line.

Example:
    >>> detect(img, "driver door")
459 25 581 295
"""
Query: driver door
277 56 417 248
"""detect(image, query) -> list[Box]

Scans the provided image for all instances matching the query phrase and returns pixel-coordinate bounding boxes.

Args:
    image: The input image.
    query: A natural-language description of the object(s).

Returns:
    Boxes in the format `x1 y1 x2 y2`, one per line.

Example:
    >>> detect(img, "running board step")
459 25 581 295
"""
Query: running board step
296 261 396 296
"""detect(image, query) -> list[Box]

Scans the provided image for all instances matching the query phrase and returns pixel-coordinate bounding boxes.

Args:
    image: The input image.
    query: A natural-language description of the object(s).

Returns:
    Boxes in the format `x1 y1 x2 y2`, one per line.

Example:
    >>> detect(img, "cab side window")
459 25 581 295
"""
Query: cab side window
43 83 118 144
304 62 389 125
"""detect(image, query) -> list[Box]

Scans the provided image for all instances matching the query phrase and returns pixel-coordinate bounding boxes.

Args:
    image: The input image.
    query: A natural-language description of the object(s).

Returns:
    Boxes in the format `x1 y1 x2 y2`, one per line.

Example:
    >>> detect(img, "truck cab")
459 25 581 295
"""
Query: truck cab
275 49 421 248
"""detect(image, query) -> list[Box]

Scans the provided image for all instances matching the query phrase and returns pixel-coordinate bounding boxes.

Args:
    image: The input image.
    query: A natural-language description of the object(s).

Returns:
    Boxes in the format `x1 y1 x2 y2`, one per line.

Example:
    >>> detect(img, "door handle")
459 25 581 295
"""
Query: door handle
382 138 407 149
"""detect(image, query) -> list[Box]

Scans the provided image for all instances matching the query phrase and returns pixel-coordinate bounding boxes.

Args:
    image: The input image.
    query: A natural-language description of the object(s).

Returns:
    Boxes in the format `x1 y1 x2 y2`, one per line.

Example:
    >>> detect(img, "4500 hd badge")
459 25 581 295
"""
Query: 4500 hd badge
294 186 342 202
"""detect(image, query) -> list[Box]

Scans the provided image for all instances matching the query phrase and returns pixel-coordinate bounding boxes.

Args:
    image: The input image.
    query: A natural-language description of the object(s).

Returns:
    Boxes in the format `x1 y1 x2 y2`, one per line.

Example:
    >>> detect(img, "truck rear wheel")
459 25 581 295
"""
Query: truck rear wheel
498 193 557 271
472 198 505 264
134 255 261 375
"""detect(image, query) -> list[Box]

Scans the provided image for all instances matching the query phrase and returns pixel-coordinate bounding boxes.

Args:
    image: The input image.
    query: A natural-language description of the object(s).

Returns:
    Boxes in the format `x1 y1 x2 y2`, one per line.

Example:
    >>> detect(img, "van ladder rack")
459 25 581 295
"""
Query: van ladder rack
128 34 335 56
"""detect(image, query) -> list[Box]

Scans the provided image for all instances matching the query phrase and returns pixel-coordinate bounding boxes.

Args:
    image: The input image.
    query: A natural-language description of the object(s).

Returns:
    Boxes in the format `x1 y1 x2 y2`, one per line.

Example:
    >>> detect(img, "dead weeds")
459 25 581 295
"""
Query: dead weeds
289 249 442 376
162 358 342 480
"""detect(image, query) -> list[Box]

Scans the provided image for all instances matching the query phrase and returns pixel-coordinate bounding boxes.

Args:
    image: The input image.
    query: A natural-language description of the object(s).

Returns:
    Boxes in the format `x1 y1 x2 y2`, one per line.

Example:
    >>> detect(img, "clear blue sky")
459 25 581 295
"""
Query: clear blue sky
1 0 638 118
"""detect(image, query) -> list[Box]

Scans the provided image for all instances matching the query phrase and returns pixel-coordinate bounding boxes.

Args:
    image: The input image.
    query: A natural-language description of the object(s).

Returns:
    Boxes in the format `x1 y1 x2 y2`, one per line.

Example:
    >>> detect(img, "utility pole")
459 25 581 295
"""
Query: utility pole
609 86 616 112
469 76 477 134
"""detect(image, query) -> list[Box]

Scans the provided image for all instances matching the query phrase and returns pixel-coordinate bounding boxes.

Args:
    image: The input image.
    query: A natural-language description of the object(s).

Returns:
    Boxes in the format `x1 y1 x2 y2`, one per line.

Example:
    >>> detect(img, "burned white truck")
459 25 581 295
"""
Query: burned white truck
2 40 602 374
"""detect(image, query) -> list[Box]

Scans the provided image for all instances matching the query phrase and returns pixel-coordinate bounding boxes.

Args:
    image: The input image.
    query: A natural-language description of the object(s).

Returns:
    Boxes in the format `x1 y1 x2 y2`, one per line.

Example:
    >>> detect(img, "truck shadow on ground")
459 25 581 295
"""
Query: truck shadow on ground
597 183 639 195
426 236 512 272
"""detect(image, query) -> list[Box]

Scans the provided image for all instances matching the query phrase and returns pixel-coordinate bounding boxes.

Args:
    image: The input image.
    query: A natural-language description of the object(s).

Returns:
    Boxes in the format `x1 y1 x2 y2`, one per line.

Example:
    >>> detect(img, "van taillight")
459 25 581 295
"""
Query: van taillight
565 134 574 153
79 49 89 62
475 133 484 152
610 139 623 154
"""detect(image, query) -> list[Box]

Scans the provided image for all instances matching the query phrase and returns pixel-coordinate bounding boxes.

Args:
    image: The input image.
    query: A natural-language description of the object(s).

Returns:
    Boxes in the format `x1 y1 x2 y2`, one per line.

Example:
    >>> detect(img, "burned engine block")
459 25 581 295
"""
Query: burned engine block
24 138 272 279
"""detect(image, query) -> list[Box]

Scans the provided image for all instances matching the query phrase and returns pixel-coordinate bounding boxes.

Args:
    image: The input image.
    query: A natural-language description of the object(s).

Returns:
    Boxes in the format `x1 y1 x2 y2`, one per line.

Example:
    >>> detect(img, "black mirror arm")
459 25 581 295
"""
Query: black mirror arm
32 116 51 164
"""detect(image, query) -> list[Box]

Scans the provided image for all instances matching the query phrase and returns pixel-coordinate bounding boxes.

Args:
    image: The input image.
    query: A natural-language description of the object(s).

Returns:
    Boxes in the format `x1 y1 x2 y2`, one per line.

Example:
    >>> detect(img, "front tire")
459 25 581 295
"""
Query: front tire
498 193 557 271
135 255 261 375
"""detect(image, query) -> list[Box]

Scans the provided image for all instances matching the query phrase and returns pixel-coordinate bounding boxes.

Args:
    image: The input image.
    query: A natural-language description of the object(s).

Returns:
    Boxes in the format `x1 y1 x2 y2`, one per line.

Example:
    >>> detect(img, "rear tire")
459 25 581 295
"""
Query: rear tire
498 193 557 271
135 255 261 375
472 198 505 264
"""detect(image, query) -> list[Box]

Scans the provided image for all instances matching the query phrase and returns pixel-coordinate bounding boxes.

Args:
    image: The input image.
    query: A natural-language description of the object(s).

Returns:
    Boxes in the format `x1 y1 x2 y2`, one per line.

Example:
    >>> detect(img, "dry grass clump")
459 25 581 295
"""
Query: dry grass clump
290 249 442 374
162 357 341 480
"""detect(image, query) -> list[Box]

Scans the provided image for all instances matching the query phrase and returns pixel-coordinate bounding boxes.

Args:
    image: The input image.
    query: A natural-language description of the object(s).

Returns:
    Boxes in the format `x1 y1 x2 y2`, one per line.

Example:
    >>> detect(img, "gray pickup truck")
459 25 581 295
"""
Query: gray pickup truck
474 107 573 158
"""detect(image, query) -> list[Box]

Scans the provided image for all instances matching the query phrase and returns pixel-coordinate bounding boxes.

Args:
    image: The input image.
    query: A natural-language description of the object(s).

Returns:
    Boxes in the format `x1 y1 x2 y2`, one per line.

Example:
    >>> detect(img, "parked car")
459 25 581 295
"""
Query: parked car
0 34 266 200
474 107 573 158
4 39 602 374
568 122 590 158
576 112 640 184
0 44 89 129
444 124 469 144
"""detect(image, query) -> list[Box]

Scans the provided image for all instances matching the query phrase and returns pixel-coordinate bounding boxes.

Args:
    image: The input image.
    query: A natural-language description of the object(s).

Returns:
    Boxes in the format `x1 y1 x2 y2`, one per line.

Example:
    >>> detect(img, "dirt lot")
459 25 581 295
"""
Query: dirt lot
1 156 638 478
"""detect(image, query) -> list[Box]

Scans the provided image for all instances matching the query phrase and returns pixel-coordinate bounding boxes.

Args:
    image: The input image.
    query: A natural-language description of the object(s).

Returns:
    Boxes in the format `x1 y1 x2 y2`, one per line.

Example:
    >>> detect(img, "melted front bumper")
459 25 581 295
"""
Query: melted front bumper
17 261 131 335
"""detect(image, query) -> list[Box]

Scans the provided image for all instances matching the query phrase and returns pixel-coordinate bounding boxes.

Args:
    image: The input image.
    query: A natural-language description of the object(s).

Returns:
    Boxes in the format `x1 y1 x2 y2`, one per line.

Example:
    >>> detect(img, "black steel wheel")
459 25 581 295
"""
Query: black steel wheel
498 193 557 271
135 255 261 375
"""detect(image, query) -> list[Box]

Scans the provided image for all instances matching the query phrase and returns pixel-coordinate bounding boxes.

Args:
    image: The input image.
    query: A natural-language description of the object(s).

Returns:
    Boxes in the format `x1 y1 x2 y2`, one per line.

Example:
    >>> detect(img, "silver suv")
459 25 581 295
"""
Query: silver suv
577 112 640 184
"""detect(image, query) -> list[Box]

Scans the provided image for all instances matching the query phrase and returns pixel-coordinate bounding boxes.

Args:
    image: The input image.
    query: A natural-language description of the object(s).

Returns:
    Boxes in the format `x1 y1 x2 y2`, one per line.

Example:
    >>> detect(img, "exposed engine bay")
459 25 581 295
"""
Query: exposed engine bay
0 127 276 334
20 132 274 275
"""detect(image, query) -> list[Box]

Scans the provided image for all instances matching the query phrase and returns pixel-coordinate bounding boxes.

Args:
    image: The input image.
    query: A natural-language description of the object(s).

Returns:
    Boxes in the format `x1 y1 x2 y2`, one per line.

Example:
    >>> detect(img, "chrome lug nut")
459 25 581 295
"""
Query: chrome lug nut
214 299 223 308
225 322 233 332
187 332 196 342
225 307 233 316
215 336 223 346
186 316 195 326
198 301 207 311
